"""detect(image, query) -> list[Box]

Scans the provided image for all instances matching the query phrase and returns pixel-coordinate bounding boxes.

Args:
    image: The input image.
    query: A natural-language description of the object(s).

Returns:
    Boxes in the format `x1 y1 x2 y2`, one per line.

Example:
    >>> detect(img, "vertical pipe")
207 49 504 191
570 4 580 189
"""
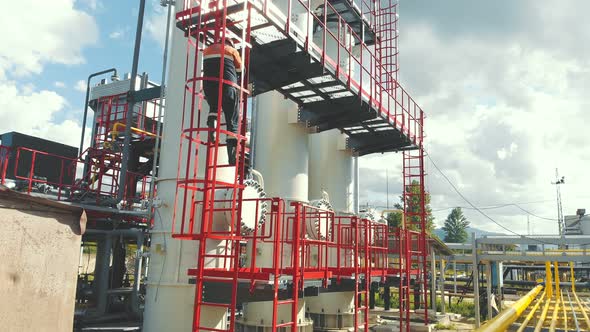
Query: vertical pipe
95 235 112 315
430 247 436 312
440 258 446 314
546 261 553 298
497 262 504 310
486 262 493 320
570 262 575 292
118 0 146 201
79 68 118 156
554 261 560 296
453 260 457 294
473 233 481 327
147 0 174 217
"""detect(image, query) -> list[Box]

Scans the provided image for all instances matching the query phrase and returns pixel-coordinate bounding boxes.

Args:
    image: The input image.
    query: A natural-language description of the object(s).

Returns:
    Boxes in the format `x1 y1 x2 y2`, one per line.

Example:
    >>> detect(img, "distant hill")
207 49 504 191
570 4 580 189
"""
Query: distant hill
433 227 505 243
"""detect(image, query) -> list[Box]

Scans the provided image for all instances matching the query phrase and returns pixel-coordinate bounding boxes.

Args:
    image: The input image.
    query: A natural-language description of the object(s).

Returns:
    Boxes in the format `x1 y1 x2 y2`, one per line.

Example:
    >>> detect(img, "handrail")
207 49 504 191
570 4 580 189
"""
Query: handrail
475 285 543 332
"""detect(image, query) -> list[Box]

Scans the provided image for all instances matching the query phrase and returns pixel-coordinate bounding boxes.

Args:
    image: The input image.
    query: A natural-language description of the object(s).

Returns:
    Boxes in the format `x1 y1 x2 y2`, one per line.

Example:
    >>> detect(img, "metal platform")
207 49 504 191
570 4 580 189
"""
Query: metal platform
176 0 423 155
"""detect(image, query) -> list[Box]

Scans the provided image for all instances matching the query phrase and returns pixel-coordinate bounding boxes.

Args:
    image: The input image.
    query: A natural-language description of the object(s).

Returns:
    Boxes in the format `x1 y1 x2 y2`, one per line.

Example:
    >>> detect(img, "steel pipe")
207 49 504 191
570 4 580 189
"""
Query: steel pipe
475 285 543 332
567 290 580 332
573 291 590 330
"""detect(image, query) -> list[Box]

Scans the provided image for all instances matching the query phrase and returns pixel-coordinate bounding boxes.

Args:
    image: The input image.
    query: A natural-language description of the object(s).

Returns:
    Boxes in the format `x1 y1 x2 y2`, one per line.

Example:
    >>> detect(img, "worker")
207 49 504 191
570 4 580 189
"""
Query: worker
202 37 243 165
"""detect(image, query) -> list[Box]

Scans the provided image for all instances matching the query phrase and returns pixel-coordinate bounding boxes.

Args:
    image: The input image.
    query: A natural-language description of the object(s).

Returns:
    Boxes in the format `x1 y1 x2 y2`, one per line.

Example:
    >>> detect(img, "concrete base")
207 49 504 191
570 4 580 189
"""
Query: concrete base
372 321 432 332
307 312 365 331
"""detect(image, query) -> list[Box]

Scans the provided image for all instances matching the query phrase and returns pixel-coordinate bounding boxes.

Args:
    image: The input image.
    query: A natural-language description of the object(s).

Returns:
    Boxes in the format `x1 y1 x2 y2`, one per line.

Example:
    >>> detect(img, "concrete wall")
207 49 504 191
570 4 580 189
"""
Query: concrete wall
0 187 85 332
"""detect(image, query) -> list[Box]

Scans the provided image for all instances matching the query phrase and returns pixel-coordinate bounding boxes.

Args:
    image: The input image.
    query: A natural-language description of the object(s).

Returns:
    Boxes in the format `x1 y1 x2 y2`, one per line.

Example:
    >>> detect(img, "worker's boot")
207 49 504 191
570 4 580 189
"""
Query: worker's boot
226 139 237 166
207 116 217 142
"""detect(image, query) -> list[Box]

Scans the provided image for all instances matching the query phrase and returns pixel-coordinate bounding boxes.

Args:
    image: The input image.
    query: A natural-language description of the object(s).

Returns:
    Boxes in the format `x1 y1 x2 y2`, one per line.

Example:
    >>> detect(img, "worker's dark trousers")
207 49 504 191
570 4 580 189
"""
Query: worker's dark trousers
203 81 239 164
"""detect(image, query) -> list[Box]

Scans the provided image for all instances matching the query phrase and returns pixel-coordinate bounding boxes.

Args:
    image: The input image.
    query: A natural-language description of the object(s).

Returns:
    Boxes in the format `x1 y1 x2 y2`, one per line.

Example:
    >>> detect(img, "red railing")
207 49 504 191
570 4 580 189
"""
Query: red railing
177 0 424 146
13 147 77 199
0 145 9 185
11 146 153 210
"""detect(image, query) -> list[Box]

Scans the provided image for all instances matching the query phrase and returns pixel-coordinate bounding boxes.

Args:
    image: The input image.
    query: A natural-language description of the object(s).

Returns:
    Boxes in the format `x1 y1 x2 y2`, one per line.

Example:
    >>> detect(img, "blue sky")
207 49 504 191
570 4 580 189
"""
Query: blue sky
39 1 166 125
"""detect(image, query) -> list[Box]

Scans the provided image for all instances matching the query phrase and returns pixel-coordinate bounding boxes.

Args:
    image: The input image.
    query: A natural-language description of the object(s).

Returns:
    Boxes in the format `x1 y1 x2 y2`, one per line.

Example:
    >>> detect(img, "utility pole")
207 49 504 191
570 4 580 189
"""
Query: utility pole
386 168 389 209
527 214 530 236
551 169 565 239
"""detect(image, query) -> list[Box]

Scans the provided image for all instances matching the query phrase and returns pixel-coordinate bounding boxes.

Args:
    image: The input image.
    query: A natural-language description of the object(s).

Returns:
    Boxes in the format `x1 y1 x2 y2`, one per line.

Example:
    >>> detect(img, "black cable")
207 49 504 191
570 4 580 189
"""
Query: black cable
431 203 558 222
424 153 577 246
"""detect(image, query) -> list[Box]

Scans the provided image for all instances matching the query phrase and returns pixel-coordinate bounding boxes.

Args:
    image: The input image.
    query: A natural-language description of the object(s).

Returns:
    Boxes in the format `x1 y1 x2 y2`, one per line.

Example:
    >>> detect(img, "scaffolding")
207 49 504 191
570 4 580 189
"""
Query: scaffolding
170 0 428 329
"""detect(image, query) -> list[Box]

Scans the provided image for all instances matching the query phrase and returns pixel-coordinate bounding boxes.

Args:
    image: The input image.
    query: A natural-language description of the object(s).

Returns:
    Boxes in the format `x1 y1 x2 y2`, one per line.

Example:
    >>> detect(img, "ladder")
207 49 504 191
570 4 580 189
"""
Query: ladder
399 146 428 331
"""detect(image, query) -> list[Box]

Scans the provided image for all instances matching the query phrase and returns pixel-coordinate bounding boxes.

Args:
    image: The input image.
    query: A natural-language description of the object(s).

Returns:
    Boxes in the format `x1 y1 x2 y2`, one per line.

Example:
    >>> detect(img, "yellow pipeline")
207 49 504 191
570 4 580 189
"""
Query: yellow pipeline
110 122 159 141
548 295 560 332
570 262 575 292
516 291 545 332
475 285 543 332
573 291 590 330
545 261 553 298
560 290 567 331
535 297 553 332
554 261 560 296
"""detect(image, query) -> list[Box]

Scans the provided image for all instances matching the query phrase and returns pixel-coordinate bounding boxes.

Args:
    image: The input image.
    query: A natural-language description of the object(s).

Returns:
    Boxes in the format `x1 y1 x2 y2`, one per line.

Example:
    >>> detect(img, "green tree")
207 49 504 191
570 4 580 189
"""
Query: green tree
386 180 435 234
442 207 470 243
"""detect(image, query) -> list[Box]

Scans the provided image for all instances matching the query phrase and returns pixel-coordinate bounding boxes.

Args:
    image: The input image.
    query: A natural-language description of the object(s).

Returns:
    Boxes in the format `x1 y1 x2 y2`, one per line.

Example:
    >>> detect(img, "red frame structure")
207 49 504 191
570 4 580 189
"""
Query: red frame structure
0 145 10 185
171 0 427 330
5 92 159 214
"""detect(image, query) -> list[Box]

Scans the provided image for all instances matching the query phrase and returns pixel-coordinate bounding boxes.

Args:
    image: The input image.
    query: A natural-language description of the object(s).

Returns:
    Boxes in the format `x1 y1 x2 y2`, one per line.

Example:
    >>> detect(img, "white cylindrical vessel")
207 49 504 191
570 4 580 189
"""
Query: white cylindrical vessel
238 90 313 330
308 130 354 212
252 91 309 202
143 3 237 330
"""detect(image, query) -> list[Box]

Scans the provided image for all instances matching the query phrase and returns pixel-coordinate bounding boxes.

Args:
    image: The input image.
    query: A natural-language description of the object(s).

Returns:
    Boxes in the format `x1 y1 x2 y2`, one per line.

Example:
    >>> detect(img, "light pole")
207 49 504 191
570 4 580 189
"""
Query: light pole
551 169 565 238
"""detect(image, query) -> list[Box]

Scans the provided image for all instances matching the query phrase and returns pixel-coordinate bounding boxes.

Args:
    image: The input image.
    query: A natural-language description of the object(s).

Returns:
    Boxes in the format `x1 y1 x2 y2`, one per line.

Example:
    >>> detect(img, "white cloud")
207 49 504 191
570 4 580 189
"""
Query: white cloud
0 0 99 78
146 3 169 48
109 31 123 39
358 1 590 236
0 81 85 147
0 0 97 151
75 80 87 92
79 0 103 11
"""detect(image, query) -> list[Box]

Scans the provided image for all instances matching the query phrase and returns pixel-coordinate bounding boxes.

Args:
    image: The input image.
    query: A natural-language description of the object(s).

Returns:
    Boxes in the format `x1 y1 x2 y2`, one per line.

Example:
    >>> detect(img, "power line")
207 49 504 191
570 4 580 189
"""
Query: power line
425 153 571 246
432 203 558 222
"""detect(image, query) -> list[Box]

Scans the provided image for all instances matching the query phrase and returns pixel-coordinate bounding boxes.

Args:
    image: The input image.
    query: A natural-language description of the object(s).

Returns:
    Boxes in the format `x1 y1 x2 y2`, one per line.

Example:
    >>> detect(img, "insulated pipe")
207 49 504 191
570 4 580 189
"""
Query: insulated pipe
475 285 543 332
147 0 173 219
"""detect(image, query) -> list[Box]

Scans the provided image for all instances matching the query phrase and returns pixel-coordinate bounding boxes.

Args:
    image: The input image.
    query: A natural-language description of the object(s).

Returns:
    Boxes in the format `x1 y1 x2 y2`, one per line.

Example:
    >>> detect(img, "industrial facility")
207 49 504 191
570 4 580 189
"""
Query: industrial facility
2 1 590 332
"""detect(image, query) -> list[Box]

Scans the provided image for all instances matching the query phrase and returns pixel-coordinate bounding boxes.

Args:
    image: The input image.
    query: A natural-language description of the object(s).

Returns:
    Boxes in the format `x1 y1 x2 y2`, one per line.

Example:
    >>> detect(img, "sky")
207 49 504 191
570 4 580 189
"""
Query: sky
1 0 588 235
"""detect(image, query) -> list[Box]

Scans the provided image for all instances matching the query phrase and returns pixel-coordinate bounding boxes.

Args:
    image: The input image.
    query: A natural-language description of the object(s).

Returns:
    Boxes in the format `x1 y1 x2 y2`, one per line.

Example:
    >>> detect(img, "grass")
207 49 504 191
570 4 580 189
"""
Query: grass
433 323 456 330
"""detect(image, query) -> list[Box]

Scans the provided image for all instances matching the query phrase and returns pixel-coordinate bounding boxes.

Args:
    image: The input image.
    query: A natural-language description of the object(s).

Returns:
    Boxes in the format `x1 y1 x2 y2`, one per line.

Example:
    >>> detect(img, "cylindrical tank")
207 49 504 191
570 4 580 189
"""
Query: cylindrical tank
308 130 354 212
142 3 239 330
238 91 313 330
252 91 309 201
306 20 361 328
